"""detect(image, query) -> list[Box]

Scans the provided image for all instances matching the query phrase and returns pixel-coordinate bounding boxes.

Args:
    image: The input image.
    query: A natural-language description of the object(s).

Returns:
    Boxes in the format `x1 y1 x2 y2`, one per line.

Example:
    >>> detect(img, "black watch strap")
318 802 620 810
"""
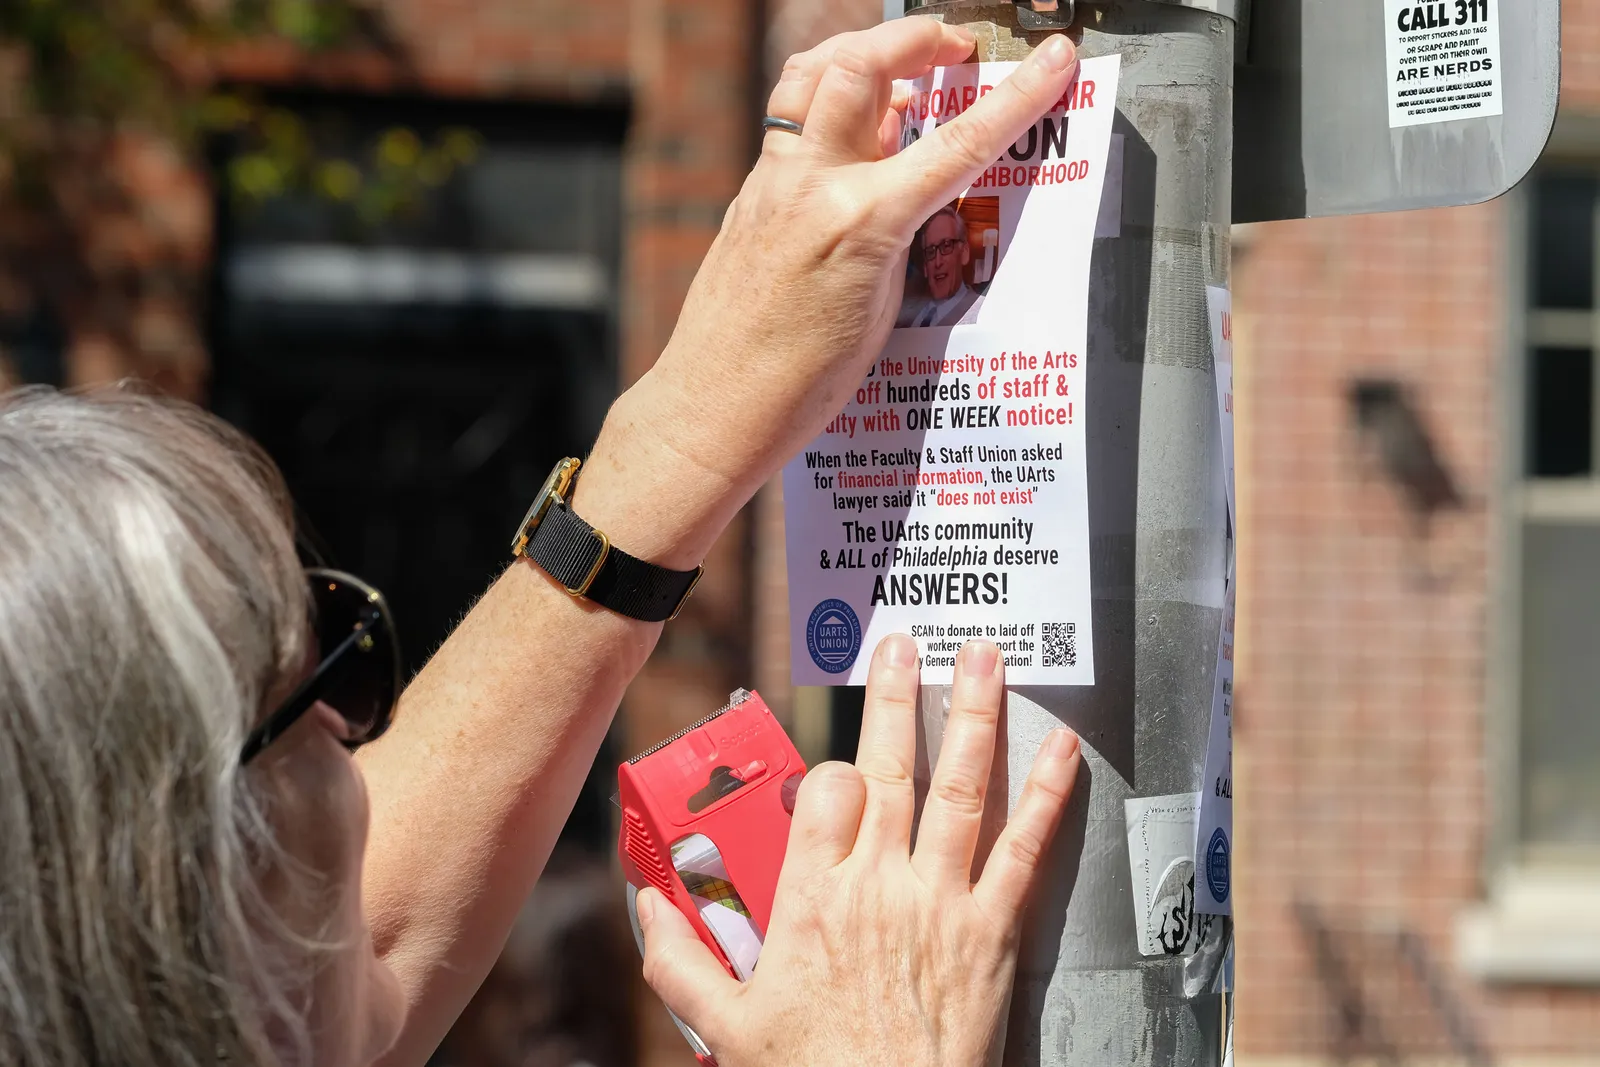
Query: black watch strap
526 500 702 623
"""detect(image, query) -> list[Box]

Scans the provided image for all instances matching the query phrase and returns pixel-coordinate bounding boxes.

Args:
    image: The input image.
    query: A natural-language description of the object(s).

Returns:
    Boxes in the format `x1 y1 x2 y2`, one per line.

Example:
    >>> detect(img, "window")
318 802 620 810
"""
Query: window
208 92 628 851
1458 159 1600 986
1516 168 1600 858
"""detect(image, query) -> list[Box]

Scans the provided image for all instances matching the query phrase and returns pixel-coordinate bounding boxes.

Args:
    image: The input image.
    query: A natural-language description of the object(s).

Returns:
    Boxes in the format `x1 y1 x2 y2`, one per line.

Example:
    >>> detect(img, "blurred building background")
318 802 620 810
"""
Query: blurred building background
1226 4 1600 1062
2 1 1599 1065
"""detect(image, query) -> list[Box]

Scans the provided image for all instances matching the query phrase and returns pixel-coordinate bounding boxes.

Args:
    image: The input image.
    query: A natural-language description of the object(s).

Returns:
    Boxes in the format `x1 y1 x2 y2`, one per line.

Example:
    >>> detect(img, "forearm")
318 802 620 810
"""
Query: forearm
358 381 746 1065
352 18 1076 1054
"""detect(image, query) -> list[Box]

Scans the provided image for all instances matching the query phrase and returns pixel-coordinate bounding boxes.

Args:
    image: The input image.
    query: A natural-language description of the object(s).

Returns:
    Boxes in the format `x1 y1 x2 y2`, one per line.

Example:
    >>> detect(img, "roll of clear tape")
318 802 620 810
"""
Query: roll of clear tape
670 834 763 980
624 834 766 1060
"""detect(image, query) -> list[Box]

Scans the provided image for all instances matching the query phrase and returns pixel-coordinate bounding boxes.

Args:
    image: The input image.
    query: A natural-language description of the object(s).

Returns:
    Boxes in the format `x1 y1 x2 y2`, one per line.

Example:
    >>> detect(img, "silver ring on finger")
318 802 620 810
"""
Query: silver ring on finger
762 116 804 136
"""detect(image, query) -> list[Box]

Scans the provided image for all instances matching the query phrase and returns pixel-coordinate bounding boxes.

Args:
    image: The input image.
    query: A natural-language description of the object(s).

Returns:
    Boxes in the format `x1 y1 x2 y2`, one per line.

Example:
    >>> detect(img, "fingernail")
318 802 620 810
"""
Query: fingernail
950 25 976 43
637 888 656 930
1044 728 1081 760
1038 34 1076 72
883 633 918 669
964 639 1000 677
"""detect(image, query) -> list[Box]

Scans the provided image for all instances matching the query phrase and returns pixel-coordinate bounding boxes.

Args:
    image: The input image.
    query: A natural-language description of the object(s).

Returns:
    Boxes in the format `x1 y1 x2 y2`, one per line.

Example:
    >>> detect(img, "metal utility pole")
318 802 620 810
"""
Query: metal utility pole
907 2 1235 1064
889 0 1564 1062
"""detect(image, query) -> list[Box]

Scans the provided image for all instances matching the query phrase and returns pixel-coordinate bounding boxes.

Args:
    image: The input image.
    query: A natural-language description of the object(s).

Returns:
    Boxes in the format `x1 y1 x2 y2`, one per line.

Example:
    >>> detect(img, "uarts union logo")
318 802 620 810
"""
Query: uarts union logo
806 599 862 674
1206 827 1231 904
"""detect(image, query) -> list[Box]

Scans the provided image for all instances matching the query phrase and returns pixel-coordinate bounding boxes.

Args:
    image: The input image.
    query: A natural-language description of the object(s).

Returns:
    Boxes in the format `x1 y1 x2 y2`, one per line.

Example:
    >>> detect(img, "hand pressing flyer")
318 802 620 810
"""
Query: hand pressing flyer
783 55 1121 685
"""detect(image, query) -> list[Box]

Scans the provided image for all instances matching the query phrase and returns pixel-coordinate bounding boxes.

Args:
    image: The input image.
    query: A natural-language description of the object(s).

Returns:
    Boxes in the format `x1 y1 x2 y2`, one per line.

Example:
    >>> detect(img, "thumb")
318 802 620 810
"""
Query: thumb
638 887 742 1040
880 34 1078 232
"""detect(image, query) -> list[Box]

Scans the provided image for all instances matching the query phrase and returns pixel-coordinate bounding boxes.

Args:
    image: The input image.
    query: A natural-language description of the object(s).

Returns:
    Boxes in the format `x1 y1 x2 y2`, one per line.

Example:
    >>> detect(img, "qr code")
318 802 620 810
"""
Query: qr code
1042 622 1077 668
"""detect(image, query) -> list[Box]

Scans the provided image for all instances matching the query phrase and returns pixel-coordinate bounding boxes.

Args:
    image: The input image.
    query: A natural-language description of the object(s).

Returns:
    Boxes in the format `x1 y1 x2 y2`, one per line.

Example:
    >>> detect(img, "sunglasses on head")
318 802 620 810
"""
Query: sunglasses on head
240 568 402 765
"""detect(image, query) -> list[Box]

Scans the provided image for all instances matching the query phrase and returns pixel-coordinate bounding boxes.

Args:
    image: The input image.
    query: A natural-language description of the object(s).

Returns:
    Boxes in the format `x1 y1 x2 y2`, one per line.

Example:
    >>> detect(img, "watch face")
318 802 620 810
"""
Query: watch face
511 458 579 555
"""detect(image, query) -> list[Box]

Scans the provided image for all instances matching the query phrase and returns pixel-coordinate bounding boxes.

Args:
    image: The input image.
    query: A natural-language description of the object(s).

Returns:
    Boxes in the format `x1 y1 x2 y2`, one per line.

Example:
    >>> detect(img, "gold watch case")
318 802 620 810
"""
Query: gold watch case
511 454 703 620
511 456 581 558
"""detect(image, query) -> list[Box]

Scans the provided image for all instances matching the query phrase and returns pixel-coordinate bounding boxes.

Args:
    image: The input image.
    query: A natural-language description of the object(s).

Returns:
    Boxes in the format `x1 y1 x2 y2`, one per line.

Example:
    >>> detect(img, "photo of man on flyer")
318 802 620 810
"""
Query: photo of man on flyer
896 197 1001 328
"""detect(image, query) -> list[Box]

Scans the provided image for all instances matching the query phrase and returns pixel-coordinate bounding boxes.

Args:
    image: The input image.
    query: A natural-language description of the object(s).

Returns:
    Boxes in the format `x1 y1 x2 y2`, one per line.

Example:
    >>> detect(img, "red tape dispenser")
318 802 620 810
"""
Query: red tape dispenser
619 688 805 1065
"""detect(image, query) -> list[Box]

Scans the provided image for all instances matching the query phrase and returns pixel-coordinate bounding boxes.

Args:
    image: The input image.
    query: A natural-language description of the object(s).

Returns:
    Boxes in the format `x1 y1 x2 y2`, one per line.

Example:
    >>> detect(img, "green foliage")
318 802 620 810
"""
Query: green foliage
0 0 488 384
206 97 484 229
1 0 361 136
0 1 483 230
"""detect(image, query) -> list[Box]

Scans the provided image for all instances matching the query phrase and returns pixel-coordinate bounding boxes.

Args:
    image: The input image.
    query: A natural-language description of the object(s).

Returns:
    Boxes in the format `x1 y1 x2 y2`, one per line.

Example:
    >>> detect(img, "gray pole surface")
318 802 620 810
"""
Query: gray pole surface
908 3 1233 1064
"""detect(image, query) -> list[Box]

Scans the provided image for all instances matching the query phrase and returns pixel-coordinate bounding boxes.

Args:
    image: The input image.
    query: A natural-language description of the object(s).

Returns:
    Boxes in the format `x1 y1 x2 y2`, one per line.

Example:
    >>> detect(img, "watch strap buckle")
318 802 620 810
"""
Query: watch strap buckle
565 528 610 597
516 457 704 624
666 566 704 622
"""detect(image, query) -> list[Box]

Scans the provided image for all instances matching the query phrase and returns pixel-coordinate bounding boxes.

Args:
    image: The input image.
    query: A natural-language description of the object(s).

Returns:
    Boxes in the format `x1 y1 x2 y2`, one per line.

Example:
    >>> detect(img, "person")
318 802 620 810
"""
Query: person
0 19 1086 1067
898 203 984 328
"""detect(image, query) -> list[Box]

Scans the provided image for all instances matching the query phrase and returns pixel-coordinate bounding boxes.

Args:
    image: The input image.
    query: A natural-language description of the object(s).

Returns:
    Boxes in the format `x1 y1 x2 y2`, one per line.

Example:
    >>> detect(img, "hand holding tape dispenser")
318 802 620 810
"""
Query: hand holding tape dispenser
618 688 805 1065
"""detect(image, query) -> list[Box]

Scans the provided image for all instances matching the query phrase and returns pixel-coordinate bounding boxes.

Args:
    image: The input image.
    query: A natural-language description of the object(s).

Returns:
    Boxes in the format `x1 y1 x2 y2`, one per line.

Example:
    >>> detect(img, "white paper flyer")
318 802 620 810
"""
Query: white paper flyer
1194 285 1234 916
783 55 1122 686
1193 575 1234 916
1383 0 1502 129
1207 286 1234 530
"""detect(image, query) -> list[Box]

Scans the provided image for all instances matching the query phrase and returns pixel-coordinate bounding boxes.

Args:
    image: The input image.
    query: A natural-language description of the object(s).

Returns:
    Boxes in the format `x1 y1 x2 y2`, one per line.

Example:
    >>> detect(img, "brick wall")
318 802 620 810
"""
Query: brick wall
1234 0 1600 1059
12 5 759 1062
1233 202 1512 1057
12 0 759 761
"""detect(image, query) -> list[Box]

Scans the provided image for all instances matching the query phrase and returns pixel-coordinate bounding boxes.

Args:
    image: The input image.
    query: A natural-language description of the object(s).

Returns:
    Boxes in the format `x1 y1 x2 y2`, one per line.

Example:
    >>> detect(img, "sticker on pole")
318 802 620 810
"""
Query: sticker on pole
1384 0 1502 129
1125 793 1202 957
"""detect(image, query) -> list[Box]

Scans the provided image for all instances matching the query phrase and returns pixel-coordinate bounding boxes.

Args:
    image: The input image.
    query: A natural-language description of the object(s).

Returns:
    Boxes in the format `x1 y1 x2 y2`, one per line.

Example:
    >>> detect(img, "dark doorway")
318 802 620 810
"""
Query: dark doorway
207 90 629 848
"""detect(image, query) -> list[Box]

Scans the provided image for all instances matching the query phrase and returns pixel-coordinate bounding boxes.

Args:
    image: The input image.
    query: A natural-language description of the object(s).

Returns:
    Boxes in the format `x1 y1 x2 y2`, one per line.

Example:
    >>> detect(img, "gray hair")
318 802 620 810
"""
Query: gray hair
0 386 321 1066
922 203 968 245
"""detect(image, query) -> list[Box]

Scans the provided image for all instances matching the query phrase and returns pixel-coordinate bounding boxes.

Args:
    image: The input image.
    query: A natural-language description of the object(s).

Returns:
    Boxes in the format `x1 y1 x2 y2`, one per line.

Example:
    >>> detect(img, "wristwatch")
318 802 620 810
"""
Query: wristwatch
512 457 703 623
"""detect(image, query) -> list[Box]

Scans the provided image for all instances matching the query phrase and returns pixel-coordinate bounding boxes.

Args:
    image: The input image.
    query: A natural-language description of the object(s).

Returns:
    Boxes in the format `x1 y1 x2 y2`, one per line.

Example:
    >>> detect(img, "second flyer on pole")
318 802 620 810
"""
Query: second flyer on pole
784 54 1122 686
